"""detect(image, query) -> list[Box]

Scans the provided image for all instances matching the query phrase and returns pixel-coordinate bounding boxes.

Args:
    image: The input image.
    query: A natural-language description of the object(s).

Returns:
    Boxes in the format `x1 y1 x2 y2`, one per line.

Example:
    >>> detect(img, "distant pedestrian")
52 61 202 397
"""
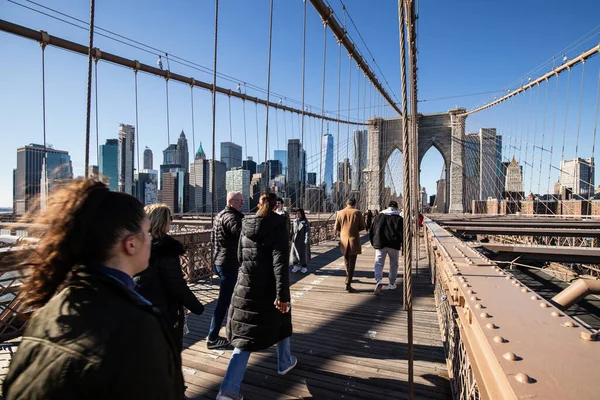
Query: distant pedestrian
369 200 403 295
291 208 311 273
207 191 245 349
3 180 184 399
334 198 366 292
275 197 291 237
135 204 205 353
365 210 373 231
217 193 296 400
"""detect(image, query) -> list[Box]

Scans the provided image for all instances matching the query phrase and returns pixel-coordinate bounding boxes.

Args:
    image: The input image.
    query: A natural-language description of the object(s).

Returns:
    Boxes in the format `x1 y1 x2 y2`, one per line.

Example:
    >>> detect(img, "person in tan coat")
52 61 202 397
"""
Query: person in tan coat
334 198 366 292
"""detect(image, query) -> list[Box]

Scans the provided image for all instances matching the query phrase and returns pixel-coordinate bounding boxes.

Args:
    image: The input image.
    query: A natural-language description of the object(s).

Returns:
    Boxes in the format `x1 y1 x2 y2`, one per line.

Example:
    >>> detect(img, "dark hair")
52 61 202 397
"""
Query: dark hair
295 208 306 219
257 192 277 217
388 201 399 209
276 197 284 204
19 179 146 307
346 198 357 207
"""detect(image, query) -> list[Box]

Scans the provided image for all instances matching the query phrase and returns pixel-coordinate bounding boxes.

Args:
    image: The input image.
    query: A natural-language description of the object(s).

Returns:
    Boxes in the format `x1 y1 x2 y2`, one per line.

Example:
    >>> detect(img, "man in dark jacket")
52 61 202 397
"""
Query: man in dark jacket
369 200 403 295
207 191 245 349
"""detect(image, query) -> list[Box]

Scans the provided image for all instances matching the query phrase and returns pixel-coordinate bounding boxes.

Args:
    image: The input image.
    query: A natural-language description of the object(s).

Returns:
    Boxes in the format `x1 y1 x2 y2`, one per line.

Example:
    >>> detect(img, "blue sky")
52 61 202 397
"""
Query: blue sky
1 0 599 207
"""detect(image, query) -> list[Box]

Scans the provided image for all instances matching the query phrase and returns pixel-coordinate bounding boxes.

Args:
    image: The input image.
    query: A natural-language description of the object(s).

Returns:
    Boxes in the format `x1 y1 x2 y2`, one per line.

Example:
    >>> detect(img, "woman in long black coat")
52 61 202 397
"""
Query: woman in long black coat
217 193 297 400
135 204 205 353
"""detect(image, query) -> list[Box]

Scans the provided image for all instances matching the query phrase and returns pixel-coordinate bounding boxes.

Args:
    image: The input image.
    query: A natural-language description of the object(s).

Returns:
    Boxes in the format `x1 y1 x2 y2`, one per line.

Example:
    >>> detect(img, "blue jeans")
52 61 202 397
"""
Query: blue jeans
219 337 294 395
207 265 238 341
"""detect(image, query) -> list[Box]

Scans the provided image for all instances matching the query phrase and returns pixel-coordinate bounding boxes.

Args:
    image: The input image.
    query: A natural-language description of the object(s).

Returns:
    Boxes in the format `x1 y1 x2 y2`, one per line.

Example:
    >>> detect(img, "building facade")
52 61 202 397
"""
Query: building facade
177 130 189 173
143 147 153 170
320 133 334 195
286 139 305 207
559 157 595 199
221 141 242 170
226 168 250 213
274 150 287 176
118 124 136 195
99 138 119 191
135 169 158 206
14 143 72 214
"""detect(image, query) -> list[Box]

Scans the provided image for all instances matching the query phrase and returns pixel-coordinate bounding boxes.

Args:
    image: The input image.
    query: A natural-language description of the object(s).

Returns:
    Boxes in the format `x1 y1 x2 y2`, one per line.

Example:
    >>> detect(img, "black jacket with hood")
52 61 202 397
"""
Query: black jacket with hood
227 212 292 352
369 208 403 250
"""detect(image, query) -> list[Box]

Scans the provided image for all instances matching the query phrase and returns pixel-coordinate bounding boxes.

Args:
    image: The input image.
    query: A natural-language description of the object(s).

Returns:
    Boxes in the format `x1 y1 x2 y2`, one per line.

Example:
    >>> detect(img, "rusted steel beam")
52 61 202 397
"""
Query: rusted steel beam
480 243 600 264
0 19 363 126
425 219 600 400
449 226 600 237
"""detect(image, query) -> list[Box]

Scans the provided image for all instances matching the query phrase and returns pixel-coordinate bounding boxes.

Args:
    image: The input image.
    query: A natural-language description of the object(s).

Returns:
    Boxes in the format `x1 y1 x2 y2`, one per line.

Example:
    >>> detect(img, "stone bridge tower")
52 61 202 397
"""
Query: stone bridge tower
364 108 467 213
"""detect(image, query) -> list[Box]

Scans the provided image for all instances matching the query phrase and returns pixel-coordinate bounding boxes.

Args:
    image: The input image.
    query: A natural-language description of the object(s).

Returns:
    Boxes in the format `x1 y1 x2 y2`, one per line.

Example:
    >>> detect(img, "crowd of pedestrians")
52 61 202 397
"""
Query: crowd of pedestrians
2 178 405 399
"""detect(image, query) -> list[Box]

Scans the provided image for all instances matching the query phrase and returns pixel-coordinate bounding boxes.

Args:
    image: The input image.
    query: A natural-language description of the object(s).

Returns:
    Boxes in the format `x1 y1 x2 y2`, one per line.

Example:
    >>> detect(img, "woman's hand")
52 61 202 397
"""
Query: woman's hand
275 300 291 313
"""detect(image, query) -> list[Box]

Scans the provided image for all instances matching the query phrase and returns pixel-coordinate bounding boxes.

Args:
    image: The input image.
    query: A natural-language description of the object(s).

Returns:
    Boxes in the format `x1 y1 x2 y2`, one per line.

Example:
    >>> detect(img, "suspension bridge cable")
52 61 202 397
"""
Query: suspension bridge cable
300 0 307 207
559 68 572 191
190 82 196 163
264 0 274 192
319 22 327 212
529 83 541 192
84 0 96 177
165 77 171 146
593 71 600 191
255 102 261 164
134 68 140 174
547 76 560 195
538 78 550 194
94 56 99 170
574 61 586 161
210 0 219 249
243 84 248 160
40 37 47 174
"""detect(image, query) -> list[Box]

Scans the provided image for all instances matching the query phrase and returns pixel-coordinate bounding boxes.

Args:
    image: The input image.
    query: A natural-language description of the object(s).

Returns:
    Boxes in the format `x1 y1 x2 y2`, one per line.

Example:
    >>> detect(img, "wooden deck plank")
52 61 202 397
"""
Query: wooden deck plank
183 238 451 400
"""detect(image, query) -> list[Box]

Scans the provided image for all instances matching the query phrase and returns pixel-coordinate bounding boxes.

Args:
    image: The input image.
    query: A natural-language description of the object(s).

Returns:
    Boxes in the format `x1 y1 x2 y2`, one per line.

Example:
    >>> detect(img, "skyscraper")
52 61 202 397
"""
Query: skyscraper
226 169 250 213
99 139 119 191
274 150 287 176
143 147 153 170
221 141 242 170
118 124 135 195
337 158 351 184
321 133 334 195
351 130 368 191
257 160 282 180
190 142 226 213
177 130 189 173
135 169 158 206
480 128 497 199
242 158 257 178
464 133 480 204
14 143 72 214
505 156 524 194
287 139 304 205
560 157 595 199
163 144 178 165
307 172 317 186
161 168 188 214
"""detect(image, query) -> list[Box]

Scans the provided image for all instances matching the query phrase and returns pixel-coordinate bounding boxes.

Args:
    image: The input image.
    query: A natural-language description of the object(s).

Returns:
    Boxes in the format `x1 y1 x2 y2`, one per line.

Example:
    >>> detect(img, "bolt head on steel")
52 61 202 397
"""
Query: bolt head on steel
503 352 518 361
515 372 532 384
486 323 497 330
540 303 549 308
475 303 483 309
480 312 491 318
530 295 539 300
551 311 561 318
521 288 528 293
493 336 505 343
562 321 574 328
470 296 478 301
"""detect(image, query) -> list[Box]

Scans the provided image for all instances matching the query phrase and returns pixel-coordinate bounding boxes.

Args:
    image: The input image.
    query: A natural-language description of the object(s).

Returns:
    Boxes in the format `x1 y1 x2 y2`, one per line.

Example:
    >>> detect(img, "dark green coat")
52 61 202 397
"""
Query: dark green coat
3 266 184 400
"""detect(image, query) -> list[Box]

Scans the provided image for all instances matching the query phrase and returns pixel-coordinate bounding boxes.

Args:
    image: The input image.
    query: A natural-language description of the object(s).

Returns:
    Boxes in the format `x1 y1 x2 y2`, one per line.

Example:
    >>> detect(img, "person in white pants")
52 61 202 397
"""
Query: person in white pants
369 201 403 295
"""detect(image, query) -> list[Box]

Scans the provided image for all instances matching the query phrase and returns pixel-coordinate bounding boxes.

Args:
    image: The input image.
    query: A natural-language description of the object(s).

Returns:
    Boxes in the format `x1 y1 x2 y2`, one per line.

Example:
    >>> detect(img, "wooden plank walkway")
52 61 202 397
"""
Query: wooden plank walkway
183 237 451 399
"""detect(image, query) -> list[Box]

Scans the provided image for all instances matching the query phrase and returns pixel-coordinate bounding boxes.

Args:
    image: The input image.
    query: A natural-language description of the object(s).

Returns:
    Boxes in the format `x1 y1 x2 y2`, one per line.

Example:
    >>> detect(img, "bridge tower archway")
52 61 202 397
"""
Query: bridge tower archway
365 109 467 213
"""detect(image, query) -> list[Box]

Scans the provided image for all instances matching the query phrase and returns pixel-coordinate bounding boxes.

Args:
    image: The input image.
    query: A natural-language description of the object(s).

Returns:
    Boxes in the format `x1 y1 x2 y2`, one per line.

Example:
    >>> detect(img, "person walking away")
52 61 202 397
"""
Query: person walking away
217 193 296 400
275 197 291 237
290 208 311 273
3 180 184 399
207 191 245 349
334 198 366 292
135 204 205 354
369 201 403 295
365 210 373 231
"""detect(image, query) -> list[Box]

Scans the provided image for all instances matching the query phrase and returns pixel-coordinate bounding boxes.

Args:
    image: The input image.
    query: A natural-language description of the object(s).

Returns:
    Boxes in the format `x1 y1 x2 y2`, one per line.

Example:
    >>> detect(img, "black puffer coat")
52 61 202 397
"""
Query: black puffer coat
227 212 291 352
135 235 204 327
213 206 244 267
3 266 184 400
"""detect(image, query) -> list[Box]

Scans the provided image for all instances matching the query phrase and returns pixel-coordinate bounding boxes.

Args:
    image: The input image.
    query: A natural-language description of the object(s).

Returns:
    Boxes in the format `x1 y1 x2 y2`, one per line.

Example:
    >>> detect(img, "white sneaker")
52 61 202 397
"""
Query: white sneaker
300 267 307 274
387 284 397 290
374 280 383 295
292 265 301 273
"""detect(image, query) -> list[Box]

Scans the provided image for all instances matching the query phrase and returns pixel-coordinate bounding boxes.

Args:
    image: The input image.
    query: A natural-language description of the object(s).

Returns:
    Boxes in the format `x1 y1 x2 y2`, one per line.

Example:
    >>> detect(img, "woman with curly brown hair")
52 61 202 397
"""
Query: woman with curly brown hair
3 180 185 400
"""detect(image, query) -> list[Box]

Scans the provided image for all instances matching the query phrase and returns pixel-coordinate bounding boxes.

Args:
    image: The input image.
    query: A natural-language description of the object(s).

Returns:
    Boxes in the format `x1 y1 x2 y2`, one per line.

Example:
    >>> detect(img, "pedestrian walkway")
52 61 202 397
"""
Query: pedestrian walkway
182 237 451 399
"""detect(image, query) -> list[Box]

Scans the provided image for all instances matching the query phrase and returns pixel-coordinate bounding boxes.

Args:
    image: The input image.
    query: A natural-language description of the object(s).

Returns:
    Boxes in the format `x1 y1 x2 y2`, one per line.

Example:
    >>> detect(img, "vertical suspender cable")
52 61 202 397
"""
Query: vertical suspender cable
264 0 274 192
210 0 220 254
243 84 248 161
346 55 352 176
319 22 327 212
134 69 140 174
84 0 96 177
94 58 99 170
560 68 572 191
190 82 196 163
228 95 233 142
336 23 342 204
547 77 560 195
255 103 261 164
574 62 586 192
538 79 549 194
405 0 417 396
300 0 307 208
591 71 600 194
529 84 541 193
41 41 47 176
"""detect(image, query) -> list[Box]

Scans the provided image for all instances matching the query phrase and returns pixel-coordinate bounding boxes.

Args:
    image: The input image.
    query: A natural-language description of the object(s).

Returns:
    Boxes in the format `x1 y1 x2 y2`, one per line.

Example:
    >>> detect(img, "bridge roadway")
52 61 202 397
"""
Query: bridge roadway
181 238 451 400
